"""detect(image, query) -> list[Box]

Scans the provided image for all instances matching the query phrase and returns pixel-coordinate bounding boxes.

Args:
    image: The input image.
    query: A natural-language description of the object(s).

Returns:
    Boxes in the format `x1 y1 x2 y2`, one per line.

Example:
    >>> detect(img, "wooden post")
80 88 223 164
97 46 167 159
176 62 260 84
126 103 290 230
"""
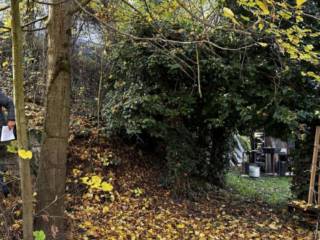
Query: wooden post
308 127 320 205
318 157 320 205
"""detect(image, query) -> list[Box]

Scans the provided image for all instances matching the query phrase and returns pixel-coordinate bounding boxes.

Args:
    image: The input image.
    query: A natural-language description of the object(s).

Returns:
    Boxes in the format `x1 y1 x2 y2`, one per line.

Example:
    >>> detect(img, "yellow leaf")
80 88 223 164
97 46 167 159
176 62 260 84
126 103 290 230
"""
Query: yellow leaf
83 221 92 228
304 44 314 52
72 168 81 176
279 10 292 20
223 7 234 19
102 206 109 214
240 15 250 21
268 222 280 230
95 195 100 202
177 223 185 229
3 17 11 29
258 22 264 31
258 42 268 47
296 15 303 22
2 61 8 68
90 175 102 188
223 7 239 25
18 149 32 160
101 182 113 192
296 0 307 8
256 1 269 15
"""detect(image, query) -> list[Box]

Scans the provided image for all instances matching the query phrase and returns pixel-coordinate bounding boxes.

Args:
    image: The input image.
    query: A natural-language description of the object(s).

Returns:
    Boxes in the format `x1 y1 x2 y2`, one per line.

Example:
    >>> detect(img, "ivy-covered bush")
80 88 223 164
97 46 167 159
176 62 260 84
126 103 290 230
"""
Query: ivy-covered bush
102 22 238 192
101 20 320 196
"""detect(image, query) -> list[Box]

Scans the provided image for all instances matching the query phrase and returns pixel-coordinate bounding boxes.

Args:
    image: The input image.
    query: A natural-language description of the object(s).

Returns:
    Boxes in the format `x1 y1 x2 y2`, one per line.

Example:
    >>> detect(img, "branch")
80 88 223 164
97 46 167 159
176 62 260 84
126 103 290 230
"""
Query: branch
142 0 156 21
195 44 202 98
68 0 92 15
176 0 251 36
176 0 214 30
23 27 47 32
32 0 70 6
72 0 257 51
22 15 48 28
302 13 320 22
0 5 10 11
0 30 10 35
120 0 145 16
0 26 11 31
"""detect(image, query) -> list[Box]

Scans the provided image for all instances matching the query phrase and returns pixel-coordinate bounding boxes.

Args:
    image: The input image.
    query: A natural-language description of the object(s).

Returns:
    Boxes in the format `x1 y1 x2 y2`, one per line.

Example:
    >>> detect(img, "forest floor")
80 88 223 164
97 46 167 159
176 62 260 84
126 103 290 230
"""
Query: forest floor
0 110 316 239
64 117 314 240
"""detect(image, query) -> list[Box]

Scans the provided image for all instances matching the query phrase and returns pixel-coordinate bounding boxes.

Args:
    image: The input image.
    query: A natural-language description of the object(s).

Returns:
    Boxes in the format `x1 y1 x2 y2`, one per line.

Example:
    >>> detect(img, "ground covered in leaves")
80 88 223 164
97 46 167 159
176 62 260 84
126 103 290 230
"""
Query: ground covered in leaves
0 111 316 239
64 118 314 240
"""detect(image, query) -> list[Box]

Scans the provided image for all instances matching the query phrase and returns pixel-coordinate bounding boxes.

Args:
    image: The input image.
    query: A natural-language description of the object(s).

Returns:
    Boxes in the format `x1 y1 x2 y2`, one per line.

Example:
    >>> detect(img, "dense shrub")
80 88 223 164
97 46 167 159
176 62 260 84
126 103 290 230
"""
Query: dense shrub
102 22 239 192
101 20 320 196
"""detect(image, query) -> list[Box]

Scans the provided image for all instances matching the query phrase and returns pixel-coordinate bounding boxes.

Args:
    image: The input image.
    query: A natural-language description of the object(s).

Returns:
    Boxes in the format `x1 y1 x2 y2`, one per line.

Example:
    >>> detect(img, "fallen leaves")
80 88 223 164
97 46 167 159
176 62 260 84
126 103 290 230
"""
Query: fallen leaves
81 175 114 193
101 182 113 192
1 114 311 239
61 124 315 239
0 114 314 239
18 149 33 160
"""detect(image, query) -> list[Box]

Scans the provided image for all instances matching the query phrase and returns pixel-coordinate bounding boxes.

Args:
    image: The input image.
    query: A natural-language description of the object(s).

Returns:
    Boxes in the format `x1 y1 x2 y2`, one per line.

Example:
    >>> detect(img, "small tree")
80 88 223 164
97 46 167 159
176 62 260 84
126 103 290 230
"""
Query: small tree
10 0 33 239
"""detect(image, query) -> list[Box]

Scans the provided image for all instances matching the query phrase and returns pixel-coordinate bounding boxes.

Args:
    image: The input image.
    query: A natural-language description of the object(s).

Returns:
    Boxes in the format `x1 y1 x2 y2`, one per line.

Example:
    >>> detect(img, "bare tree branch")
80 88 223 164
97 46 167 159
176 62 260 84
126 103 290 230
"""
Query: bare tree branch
176 0 252 36
22 15 48 28
72 0 257 52
302 13 320 22
23 27 47 32
32 0 70 6
196 44 202 98
0 5 10 11
0 26 11 31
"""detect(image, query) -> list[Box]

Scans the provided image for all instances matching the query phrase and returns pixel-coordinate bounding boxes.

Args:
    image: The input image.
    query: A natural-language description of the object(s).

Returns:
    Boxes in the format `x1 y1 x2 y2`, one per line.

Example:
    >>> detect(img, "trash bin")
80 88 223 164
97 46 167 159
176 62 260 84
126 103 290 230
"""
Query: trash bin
249 164 260 178
278 161 287 176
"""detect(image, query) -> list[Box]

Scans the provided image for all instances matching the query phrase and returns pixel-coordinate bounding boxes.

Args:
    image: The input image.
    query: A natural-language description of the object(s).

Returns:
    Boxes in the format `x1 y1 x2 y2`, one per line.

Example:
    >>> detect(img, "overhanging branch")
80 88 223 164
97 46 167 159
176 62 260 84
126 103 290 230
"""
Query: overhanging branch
0 5 10 11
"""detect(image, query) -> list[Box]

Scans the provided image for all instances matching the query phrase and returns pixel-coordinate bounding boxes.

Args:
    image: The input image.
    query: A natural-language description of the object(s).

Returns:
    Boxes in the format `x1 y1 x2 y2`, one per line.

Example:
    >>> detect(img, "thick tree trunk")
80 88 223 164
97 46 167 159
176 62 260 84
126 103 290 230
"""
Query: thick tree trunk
35 1 72 239
10 0 33 239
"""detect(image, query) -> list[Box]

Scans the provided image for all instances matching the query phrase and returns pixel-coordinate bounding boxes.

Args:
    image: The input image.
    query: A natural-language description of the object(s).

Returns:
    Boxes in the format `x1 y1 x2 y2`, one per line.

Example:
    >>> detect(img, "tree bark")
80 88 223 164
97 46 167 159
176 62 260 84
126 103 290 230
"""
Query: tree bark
10 0 33 239
35 0 72 239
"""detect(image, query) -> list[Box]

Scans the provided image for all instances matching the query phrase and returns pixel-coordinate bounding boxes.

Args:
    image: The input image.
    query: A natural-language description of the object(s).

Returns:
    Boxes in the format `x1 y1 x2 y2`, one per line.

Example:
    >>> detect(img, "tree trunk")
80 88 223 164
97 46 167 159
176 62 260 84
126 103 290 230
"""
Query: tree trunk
35 0 72 239
10 0 33 239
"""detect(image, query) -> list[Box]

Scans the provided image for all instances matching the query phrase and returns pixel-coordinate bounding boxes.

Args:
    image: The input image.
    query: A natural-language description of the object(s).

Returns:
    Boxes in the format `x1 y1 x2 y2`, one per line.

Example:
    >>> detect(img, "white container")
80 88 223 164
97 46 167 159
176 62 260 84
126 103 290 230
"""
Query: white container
249 164 260 178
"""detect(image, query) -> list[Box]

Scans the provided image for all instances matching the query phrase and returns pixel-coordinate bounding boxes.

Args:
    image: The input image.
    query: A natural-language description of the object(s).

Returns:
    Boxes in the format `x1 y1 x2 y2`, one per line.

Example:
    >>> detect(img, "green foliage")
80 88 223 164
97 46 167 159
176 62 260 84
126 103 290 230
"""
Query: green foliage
102 16 319 195
291 123 320 199
238 135 251 152
33 230 46 240
102 21 236 192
